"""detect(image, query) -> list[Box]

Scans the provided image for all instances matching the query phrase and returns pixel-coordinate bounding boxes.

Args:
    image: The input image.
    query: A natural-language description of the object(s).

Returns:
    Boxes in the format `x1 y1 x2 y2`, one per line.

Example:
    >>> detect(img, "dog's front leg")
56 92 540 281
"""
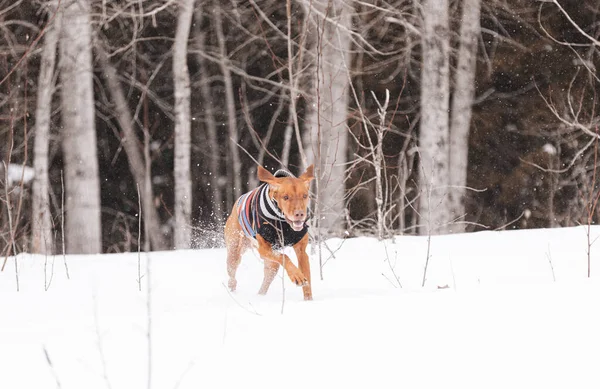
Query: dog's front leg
293 234 312 300
256 235 308 292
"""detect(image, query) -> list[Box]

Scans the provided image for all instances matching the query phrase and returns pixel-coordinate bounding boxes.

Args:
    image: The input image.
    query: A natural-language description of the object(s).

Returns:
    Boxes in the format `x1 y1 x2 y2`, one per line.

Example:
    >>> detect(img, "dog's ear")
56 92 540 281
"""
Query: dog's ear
257 165 278 186
299 164 315 183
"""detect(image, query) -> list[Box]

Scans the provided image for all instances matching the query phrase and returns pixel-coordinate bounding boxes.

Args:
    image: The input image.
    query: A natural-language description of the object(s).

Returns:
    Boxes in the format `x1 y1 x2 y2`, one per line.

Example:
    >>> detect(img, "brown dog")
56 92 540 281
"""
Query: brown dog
224 165 315 300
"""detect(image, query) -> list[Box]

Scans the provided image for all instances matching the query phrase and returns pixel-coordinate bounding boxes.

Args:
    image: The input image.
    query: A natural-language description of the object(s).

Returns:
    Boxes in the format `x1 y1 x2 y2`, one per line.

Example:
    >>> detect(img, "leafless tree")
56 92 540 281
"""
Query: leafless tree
32 0 60 254
302 0 352 236
173 0 195 249
282 0 309 168
417 0 483 235
95 44 165 251
6 0 594 253
449 0 482 232
418 0 451 235
536 0 600 276
214 4 243 208
192 4 224 223
59 0 102 253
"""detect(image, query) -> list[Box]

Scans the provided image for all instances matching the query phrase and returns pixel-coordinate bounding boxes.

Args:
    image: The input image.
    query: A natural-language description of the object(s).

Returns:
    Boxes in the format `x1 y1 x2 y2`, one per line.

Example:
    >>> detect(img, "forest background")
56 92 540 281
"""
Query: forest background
1 0 599 255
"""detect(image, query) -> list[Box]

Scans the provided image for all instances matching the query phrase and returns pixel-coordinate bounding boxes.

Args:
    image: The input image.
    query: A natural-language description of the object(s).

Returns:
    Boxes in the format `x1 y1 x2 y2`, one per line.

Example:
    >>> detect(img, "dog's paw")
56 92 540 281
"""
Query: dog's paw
228 278 237 292
287 268 308 287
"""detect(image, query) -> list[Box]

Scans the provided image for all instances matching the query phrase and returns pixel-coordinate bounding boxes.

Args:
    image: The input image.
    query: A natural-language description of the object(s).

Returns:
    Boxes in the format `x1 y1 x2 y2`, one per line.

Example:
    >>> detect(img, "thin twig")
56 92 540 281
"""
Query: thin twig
3 162 19 291
93 295 113 389
43 346 62 389
546 244 556 282
221 283 261 316
383 240 402 288
547 0 600 47
137 183 143 292
173 360 196 389
381 273 399 288
494 210 527 231
318 232 348 268
449 255 457 291
61 170 69 279
44 252 55 291
418 148 433 288
422 234 431 288
281 253 286 315
0 0 62 87
585 129 600 278
146 250 152 389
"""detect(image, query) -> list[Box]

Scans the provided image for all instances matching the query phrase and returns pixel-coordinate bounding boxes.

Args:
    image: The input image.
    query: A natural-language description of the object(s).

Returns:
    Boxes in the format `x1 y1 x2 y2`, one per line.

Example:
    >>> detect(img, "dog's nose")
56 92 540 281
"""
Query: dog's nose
294 210 305 219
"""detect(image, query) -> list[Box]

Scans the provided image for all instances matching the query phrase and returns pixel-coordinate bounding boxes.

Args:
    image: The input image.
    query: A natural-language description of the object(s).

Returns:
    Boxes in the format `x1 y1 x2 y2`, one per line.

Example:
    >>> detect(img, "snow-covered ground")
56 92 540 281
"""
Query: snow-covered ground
2 226 600 388
5 163 34 186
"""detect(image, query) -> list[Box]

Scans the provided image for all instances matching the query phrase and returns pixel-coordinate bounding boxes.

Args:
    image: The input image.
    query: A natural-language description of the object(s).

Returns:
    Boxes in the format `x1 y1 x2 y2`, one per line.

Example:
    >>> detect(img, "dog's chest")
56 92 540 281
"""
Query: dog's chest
257 220 308 249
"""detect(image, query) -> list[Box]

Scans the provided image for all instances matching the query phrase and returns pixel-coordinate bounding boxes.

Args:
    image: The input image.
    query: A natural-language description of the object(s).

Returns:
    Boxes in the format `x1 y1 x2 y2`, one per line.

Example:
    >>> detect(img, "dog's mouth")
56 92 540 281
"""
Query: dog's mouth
285 217 305 231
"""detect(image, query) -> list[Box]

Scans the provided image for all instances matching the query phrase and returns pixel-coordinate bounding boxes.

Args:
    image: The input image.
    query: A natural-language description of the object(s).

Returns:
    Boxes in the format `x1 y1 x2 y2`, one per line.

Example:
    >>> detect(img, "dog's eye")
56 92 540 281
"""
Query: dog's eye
303 194 308 199
283 195 289 201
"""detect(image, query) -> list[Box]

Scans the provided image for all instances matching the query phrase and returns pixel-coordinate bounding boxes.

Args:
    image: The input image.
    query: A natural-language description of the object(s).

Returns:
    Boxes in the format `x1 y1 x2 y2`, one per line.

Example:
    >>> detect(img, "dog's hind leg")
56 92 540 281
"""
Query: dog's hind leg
224 208 245 291
226 246 242 291
258 259 280 295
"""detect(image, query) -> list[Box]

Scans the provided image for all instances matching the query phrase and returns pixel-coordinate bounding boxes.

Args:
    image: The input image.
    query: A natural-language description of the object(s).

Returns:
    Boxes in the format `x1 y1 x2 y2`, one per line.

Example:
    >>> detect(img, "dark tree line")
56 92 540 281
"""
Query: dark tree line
1 0 599 255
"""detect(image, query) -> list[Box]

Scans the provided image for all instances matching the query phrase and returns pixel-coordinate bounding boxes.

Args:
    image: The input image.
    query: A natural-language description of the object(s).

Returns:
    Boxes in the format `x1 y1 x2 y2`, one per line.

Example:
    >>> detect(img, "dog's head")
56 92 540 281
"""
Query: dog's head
257 165 315 231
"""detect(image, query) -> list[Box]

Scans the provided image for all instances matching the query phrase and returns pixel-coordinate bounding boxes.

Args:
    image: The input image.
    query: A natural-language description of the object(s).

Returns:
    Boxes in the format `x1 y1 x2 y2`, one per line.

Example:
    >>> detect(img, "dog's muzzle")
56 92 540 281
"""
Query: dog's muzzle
286 218 305 231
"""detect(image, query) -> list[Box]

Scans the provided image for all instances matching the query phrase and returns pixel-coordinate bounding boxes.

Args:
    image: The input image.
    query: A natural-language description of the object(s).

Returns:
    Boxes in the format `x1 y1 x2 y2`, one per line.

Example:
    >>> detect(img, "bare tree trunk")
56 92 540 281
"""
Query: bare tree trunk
284 0 309 168
59 0 102 254
303 0 352 236
418 0 451 235
193 5 224 223
281 121 294 167
214 5 242 206
95 44 165 250
449 0 481 232
32 1 60 254
173 0 195 249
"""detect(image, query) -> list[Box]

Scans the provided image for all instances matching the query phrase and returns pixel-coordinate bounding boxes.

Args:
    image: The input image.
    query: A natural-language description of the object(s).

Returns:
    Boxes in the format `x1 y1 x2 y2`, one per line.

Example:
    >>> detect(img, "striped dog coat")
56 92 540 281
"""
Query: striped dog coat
236 169 308 249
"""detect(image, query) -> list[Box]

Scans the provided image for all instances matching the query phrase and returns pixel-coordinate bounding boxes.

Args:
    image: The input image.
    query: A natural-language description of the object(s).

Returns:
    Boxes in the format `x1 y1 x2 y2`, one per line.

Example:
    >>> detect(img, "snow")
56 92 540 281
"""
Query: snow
5 163 34 186
2 226 600 388
543 143 557 155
